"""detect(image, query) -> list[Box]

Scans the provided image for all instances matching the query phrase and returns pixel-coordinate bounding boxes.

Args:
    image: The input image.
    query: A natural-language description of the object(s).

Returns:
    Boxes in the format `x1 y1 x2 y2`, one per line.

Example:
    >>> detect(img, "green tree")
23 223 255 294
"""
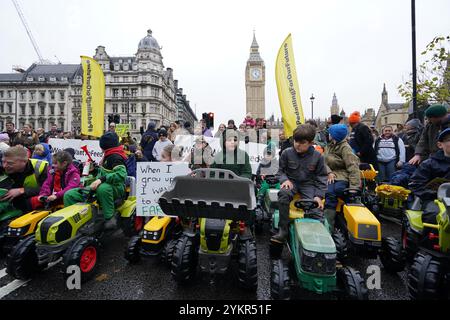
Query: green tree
398 35 450 106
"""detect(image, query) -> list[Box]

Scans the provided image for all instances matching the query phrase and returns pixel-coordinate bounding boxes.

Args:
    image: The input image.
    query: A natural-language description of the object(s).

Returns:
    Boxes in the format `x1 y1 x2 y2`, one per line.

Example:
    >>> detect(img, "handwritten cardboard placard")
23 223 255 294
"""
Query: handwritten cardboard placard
136 162 191 217
48 138 103 163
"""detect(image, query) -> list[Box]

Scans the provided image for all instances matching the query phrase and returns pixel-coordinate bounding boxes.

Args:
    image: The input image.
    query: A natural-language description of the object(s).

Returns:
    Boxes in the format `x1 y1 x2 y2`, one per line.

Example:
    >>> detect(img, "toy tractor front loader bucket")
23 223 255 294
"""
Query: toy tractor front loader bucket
158 169 256 221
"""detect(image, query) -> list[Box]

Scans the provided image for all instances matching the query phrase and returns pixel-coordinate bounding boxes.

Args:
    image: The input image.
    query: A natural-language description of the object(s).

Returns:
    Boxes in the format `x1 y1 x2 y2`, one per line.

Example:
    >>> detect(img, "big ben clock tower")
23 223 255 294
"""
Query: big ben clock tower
246 32 265 120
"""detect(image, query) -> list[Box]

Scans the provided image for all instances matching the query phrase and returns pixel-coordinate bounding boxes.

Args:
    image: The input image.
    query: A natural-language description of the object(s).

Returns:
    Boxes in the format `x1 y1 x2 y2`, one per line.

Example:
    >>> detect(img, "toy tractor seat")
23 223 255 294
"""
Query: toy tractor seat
438 183 450 208
158 169 256 221
267 189 279 209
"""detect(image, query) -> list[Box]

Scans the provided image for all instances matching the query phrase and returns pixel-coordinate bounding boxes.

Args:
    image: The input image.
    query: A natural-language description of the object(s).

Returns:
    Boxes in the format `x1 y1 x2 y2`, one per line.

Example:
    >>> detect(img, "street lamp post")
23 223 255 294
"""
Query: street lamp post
310 94 315 120
411 0 417 117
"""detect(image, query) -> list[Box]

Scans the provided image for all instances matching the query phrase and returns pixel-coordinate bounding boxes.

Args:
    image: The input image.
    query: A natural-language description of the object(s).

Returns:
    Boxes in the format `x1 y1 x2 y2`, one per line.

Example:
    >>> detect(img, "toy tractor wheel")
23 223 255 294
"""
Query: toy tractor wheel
161 238 177 267
332 229 348 263
125 235 141 264
407 252 447 300
63 236 99 283
171 235 198 284
121 209 144 237
270 259 291 300
237 239 258 291
336 267 368 300
379 237 406 273
6 236 45 280
401 218 420 261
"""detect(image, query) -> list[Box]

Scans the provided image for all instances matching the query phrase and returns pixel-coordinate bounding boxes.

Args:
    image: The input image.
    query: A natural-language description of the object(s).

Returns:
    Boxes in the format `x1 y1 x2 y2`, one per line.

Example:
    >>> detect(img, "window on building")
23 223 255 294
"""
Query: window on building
122 89 129 97
30 91 35 100
49 104 55 115
59 104 65 115
123 63 129 71
114 76 119 83
151 75 159 84
0 104 4 113
151 88 159 97
50 77 56 82
0 91 3 98
131 119 136 130
61 77 68 81
59 91 65 100
40 91 46 99
39 120 45 129
8 104 12 113
384 117 388 124
113 89 119 98
122 104 126 113
60 121 64 129
141 118 146 129
131 104 136 113
50 91 55 100
112 104 118 113
141 103 146 114
20 91 25 100
114 63 120 71
30 104 35 115
131 88 137 97
20 104 25 115
38 77 45 82
27 77 33 82
40 105 45 115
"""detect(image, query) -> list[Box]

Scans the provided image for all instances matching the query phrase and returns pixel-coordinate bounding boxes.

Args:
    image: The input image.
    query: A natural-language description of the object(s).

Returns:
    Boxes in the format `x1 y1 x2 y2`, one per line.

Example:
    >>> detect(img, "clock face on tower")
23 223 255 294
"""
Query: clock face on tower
250 68 261 80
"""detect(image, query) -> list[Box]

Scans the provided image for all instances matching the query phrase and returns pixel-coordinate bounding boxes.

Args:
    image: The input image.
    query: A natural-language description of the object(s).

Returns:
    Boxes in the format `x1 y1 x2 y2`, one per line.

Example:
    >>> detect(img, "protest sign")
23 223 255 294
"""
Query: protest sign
136 162 191 217
48 138 103 163
115 124 131 138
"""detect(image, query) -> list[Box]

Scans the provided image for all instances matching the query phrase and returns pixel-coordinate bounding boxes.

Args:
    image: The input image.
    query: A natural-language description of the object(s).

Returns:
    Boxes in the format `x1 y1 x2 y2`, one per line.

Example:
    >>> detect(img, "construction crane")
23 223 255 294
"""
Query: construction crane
11 0 45 64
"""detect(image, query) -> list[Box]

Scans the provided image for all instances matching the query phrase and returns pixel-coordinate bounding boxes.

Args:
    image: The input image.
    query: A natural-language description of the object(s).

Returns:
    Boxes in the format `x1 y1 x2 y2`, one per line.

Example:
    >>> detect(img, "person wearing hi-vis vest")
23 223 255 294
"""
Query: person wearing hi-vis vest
0 146 48 214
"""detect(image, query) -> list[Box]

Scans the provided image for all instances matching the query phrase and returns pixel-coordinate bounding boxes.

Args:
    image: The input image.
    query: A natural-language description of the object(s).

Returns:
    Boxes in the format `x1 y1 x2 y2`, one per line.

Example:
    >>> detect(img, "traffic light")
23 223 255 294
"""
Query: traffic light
108 114 113 124
114 114 121 124
208 112 214 129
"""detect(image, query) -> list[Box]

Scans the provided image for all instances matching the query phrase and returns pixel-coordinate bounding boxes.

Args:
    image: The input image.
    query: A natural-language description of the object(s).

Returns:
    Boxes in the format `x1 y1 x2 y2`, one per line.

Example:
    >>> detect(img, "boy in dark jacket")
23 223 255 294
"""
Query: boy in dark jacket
271 124 328 243
409 127 450 224
64 132 127 228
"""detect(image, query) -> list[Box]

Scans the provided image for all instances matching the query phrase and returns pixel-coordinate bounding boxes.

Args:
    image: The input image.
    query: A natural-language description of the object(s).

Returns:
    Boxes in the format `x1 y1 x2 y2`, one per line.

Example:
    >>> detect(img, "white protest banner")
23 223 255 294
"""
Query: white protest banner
136 162 191 217
48 138 104 163
173 135 220 161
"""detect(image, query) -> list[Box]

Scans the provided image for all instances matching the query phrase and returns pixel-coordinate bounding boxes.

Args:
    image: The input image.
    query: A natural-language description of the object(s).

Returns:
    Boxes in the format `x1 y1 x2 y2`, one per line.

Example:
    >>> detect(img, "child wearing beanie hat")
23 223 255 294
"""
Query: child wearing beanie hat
64 131 128 229
323 124 361 232
348 111 361 125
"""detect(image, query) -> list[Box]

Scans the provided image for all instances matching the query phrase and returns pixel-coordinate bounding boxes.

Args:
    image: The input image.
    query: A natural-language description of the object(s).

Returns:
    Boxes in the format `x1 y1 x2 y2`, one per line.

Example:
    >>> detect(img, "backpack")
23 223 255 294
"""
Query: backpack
374 136 400 162
125 155 137 177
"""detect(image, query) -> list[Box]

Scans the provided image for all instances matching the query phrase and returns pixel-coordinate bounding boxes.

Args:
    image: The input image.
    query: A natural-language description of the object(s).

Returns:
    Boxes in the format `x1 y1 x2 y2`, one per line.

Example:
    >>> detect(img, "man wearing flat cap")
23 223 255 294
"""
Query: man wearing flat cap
409 104 450 165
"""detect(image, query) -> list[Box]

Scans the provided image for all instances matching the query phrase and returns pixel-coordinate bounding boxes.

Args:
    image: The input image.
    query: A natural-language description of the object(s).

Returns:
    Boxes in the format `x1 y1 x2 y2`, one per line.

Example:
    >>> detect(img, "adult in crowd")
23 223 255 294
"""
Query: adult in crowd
188 136 215 170
108 122 117 134
278 129 292 156
47 125 59 139
227 119 237 130
152 129 173 162
401 118 424 162
140 122 159 161
214 123 226 138
17 123 39 153
306 119 327 149
348 111 377 167
3 122 19 146
184 121 194 135
168 122 179 143
200 119 213 137
409 104 450 165
243 113 256 128
374 125 406 182
370 125 380 141
36 128 48 143
0 146 48 214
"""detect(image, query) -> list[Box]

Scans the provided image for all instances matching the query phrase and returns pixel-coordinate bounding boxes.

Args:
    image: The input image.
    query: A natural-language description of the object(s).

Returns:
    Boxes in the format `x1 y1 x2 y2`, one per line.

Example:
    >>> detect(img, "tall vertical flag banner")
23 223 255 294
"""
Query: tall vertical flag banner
275 34 305 138
81 56 105 137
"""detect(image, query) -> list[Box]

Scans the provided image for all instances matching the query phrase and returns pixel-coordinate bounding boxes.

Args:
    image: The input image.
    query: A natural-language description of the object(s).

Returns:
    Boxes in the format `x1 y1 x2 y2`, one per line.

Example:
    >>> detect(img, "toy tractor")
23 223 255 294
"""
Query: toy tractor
158 168 258 291
375 184 411 225
405 183 450 299
1 197 64 255
332 187 405 273
6 176 143 283
125 214 184 266
269 197 368 300
254 175 280 234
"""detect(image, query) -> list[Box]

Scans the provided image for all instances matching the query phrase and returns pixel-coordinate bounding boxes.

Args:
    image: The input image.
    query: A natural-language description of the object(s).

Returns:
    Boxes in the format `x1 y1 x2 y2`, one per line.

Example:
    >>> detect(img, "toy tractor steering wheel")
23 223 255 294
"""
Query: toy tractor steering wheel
294 199 319 211
343 188 361 197
264 175 279 185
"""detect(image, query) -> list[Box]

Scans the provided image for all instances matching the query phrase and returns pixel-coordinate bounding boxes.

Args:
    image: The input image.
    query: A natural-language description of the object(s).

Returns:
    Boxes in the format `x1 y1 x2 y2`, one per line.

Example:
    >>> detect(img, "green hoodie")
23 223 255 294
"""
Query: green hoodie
211 148 252 180
324 140 360 189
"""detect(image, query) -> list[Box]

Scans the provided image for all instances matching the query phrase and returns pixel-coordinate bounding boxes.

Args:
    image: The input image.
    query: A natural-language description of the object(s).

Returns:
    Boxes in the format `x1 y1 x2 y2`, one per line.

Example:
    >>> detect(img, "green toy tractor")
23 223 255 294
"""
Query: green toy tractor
270 197 368 300
403 183 450 299
158 168 258 291
254 175 280 234
6 176 143 283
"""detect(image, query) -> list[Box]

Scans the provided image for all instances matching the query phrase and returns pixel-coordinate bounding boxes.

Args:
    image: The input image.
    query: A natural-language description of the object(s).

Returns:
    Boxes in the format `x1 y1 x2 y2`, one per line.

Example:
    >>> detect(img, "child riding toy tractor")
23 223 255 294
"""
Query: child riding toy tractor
6 177 142 283
158 168 258 291
269 196 368 300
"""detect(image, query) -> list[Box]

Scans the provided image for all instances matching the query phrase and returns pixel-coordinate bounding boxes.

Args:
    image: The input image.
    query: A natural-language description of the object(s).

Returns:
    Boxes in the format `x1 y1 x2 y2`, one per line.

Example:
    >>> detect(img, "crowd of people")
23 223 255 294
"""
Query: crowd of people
0 105 449 236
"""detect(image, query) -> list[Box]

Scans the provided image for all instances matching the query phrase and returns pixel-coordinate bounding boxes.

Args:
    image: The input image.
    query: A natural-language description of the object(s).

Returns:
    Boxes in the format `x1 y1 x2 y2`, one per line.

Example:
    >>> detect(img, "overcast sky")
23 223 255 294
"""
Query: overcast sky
1 0 449 126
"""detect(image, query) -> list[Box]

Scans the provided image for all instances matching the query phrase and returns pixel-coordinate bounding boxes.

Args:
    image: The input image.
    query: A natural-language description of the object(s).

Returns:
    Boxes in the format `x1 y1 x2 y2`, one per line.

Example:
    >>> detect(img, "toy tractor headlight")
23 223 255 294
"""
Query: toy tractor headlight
300 248 316 272
6 225 30 237
143 229 163 241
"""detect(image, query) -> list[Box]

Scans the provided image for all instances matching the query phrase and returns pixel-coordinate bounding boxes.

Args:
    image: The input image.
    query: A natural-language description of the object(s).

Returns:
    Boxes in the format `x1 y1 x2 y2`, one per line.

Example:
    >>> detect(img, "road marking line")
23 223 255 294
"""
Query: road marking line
0 279 30 299
0 258 62 299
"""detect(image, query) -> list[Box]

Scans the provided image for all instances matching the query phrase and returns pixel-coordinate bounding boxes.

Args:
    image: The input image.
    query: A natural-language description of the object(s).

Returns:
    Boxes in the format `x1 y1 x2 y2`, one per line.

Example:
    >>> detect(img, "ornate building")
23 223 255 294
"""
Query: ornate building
174 80 197 127
0 64 82 132
375 84 408 131
94 29 178 134
330 93 340 115
245 32 265 120
361 108 376 127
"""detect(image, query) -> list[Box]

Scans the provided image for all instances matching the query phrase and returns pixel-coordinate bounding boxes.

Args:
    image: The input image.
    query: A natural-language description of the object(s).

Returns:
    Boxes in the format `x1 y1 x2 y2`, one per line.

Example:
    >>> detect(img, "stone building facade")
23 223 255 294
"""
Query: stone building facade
245 33 265 120
375 84 408 131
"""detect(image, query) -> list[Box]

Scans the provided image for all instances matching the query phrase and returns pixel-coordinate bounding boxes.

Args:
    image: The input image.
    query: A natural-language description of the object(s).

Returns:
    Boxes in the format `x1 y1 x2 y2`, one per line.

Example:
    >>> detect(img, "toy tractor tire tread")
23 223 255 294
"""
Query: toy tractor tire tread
237 239 258 291
336 267 368 300
125 235 141 264
161 238 177 267
332 229 348 263
270 259 291 300
63 236 99 283
171 235 198 284
407 252 447 300
402 219 420 261
380 237 406 273
6 235 44 280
